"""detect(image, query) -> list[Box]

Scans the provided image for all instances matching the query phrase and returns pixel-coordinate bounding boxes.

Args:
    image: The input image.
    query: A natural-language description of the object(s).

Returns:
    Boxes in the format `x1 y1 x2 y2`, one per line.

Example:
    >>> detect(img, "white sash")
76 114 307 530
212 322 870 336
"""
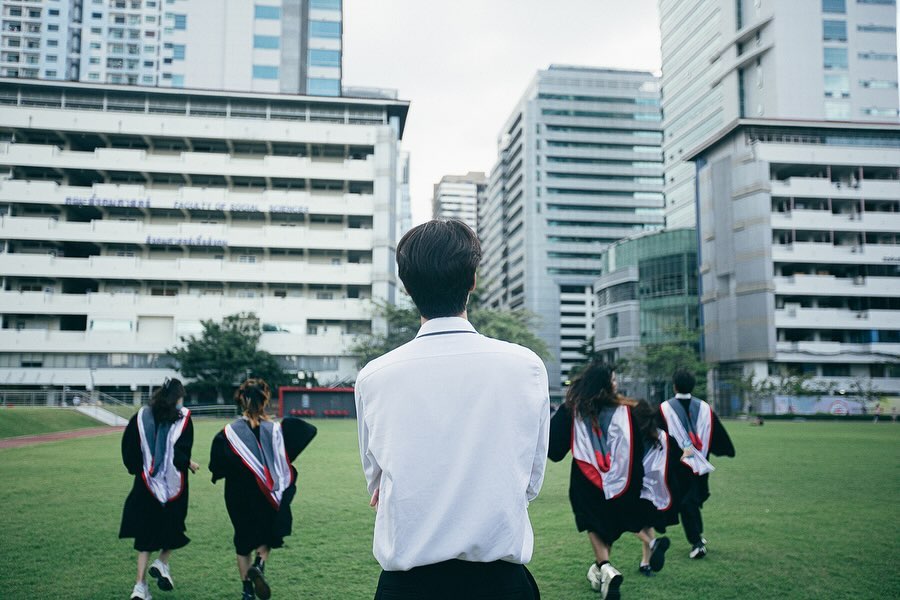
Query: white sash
660 399 715 475
224 420 293 509
640 429 672 510
136 406 190 505
572 404 633 500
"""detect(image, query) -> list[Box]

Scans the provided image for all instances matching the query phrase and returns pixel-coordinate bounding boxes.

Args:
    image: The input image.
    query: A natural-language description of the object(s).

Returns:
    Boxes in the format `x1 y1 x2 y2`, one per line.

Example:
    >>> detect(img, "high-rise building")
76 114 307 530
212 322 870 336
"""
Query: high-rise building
432 172 486 231
0 78 408 399
480 66 665 399
0 0 343 95
660 0 899 228
689 120 900 409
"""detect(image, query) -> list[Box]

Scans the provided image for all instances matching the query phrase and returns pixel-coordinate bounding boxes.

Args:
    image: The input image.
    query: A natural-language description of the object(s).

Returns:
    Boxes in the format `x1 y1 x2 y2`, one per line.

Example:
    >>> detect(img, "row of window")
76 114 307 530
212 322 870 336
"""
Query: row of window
824 0 896 13
824 47 898 69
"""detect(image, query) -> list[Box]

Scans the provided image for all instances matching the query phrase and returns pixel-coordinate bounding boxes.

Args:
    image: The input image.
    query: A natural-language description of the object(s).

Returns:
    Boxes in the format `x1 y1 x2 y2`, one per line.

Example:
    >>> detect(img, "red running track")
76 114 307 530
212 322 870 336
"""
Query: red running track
0 426 125 449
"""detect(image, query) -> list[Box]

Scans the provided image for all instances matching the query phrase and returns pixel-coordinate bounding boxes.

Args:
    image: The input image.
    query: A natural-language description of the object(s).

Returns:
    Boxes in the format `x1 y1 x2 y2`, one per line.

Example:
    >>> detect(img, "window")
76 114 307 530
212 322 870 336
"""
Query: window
172 13 186 29
824 47 848 68
90 42 101 49
48 9 60 16
92 11 102 18
858 24 895 32
822 0 846 11
252 64 279 79
862 107 899 116
309 20 341 38
307 77 340 96
142 75 154 83
44 70 57 77
308 48 340 67
172 44 185 59
825 102 851 118
856 0 894 4
143 60 154 67
171 74 184 87
824 73 850 97
47 40 58 47
859 51 897 60
48 24 59 31
253 35 279 49
46 55 57 62
89 57 100 64
823 20 847 41
861 79 899 88
608 314 619 338
254 5 281 19
310 0 341 8
88 72 100 80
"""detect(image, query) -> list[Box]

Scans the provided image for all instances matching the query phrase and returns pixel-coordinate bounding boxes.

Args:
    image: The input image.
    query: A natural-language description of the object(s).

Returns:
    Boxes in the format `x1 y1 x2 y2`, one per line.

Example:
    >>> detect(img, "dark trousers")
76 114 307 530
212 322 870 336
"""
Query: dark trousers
679 474 709 545
375 559 539 600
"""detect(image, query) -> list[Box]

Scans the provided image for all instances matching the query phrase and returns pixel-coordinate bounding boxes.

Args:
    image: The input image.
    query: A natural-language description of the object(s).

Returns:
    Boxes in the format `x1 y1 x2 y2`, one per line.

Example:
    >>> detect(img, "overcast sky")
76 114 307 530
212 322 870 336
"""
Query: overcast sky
342 0 662 225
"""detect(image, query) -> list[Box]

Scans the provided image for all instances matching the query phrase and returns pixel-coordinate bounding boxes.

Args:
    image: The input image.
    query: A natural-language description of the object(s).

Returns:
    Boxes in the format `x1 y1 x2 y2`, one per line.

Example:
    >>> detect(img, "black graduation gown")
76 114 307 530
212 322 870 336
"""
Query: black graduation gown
549 403 651 546
661 397 736 508
209 417 317 555
119 413 194 552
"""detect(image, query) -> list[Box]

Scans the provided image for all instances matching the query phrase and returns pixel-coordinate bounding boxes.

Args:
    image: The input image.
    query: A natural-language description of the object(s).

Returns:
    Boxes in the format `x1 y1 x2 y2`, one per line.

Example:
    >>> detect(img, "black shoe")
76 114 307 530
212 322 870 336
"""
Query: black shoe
247 564 270 600
689 542 707 559
242 579 255 600
638 564 655 577
649 536 671 572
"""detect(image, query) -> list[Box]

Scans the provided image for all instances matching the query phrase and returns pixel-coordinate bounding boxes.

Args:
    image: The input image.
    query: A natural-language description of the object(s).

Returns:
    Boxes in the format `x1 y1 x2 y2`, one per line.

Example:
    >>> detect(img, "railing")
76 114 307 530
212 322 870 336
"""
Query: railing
0 387 139 419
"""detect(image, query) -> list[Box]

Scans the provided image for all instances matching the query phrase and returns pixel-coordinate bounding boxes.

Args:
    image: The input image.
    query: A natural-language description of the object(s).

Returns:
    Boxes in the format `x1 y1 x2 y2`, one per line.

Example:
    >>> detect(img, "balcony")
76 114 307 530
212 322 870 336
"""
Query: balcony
770 178 900 201
775 340 900 363
775 307 898 330
771 209 900 233
773 275 900 298
0 143 377 182
0 216 375 251
0 254 376 286
772 242 900 265
0 290 371 321
0 180 375 217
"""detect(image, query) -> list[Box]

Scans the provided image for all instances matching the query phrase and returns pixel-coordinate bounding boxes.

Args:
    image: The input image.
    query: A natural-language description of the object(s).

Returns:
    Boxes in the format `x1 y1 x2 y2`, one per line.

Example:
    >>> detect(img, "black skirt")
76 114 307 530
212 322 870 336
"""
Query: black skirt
568 462 648 546
119 477 190 552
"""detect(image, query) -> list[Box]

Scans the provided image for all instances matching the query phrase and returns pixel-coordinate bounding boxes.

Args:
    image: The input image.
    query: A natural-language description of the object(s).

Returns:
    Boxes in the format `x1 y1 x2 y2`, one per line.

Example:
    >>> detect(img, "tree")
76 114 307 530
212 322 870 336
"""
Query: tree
615 325 707 404
168 312 290 402
351 296 549 368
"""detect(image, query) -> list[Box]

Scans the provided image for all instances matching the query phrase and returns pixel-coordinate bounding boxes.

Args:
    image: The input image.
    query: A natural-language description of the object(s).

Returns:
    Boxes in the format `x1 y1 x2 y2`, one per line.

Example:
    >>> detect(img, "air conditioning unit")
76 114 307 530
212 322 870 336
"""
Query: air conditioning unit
853 276 865 285
856 312 867 319
851 246 861 253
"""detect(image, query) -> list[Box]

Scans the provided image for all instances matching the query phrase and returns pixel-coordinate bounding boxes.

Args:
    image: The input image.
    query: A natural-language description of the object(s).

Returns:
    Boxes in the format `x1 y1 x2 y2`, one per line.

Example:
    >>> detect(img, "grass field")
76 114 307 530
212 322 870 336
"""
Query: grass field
0 419 897 599
0 407 103 439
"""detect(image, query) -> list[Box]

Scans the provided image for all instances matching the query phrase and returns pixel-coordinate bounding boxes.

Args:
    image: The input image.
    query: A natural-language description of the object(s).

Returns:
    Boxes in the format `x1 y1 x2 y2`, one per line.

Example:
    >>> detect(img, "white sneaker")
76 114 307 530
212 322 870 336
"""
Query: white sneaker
130 582 152 600
599 563 623 600
148 559 174 591
689 543 707 559
587 562 603 592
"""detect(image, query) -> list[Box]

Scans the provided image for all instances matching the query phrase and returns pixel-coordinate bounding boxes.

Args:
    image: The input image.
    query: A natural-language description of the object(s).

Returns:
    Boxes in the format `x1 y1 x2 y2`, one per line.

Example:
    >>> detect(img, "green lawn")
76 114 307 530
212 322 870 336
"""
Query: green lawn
0 420 897 599
0 407 103 439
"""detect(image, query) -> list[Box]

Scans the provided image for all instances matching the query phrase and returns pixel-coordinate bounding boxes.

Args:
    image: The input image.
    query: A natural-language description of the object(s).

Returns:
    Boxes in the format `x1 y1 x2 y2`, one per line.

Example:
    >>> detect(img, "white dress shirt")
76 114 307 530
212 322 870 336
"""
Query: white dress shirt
355 317 550 572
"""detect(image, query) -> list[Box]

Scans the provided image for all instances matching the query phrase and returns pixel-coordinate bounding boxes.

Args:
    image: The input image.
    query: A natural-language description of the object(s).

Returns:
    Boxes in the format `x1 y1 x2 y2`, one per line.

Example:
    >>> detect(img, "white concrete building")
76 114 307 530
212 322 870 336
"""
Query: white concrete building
689 120 900 408
660 0 900 228
432 172 486 232
0 0 343 95
480 66 664 399
0 78 409 398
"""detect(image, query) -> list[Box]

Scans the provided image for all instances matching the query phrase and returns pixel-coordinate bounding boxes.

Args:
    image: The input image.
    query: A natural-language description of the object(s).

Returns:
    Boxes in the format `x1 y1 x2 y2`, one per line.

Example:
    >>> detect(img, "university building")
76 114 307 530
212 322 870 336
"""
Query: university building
0 77 409 400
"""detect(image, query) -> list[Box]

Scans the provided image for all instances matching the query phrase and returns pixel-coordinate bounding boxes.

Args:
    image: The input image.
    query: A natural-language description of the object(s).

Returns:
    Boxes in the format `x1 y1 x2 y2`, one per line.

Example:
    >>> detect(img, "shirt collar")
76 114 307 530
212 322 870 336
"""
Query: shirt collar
675 393 692 399
415 317 477 339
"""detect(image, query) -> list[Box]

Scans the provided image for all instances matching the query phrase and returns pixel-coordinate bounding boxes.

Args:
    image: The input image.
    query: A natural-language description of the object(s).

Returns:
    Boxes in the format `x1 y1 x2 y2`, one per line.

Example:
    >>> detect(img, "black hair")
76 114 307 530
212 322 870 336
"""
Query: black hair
565 362 620 422
672 368 696 394
150 378 184 424
235 378 271 428
396 219 482 319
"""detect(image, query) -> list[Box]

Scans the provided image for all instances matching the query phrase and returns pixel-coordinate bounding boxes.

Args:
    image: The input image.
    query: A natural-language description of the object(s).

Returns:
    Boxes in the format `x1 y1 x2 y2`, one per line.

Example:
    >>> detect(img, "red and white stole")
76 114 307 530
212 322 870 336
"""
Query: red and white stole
224 418 294 509
660 396 715 475
640 429 672 511
571 404 634 500
136 406 191 505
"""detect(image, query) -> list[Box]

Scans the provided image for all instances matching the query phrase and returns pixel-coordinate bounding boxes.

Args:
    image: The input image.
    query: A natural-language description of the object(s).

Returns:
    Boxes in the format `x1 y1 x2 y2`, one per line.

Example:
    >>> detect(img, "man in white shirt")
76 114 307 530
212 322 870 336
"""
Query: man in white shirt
355 219 550 599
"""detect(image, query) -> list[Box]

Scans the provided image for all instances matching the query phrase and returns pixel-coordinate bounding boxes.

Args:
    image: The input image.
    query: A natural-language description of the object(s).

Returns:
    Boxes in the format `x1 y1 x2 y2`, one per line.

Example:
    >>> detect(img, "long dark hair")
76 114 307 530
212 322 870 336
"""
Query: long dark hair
150 378 184 424
235 378 271 428
565 362 660 447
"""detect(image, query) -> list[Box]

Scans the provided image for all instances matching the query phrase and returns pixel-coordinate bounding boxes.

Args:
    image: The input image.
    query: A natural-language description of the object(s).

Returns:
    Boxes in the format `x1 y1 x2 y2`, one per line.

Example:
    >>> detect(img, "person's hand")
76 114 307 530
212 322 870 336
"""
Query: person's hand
189 460 200 474
681 447 694 459
369 487 379 510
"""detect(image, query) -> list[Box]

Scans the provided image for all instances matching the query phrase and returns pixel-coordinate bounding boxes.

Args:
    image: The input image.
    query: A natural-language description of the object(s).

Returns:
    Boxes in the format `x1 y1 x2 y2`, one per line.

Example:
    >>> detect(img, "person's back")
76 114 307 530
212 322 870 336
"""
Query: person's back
355 219 548 599
356 317 547 571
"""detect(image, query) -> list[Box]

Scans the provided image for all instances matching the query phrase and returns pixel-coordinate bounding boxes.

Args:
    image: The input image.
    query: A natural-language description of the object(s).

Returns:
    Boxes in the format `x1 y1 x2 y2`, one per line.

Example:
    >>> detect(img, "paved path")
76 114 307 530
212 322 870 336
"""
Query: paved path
0 426 125 449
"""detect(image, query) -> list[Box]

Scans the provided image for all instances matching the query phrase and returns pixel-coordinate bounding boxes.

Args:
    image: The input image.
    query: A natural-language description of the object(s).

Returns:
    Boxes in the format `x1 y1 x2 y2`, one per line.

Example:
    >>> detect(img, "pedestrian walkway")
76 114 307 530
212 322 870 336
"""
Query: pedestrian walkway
0 426 125 450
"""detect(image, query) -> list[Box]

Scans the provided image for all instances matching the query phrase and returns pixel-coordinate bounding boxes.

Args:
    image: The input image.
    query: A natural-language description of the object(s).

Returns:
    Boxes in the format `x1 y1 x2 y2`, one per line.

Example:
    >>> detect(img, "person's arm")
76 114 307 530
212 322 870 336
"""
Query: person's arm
121 415 142 475
208 430 230 483
526 367 551 501
282 417 318 462
355 382 382 497
709 411 736 457
548 402 573 462
173 417 198 473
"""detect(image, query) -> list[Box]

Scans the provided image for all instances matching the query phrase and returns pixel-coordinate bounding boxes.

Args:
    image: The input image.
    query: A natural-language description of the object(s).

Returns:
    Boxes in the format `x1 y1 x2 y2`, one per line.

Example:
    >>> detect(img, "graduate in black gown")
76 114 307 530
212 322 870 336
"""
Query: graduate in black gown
659 368 735 559
119 378 199 600
549 362 674 599
209 379 317 600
